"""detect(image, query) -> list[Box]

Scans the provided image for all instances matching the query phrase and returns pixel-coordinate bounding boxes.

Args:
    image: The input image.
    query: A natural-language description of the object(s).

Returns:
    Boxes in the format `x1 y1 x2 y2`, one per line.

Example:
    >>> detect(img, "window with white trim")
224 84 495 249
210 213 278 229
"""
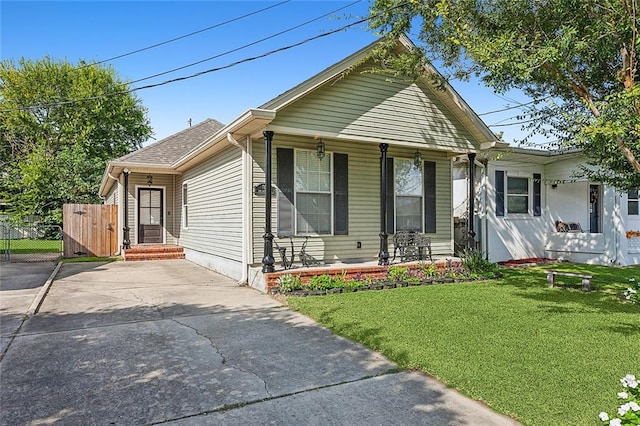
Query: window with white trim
629 189 639 216
395 158 423 232
295 150 332 234
182 183 188 228
507 176 529 214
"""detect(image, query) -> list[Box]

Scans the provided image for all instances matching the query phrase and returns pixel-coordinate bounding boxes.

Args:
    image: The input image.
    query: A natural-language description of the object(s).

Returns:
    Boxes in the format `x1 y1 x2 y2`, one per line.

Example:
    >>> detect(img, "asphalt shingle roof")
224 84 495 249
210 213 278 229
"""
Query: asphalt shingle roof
114 118 225 165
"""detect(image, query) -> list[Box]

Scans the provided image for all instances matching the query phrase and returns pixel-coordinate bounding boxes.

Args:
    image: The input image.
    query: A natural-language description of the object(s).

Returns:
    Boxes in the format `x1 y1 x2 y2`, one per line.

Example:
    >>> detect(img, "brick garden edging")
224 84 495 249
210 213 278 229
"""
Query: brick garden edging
263 259 462 292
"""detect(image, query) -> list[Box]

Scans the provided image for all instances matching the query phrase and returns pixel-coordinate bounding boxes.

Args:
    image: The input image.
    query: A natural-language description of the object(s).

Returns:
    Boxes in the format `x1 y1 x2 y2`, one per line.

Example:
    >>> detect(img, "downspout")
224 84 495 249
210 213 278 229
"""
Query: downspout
227 132 249 284
172 174 176 246
475 159 488 256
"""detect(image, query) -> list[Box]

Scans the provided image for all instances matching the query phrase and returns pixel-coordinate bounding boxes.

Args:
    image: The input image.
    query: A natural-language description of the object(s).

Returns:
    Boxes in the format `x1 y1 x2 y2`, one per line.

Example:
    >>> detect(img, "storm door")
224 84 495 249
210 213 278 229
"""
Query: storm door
589 185 601 233
138 188 163 244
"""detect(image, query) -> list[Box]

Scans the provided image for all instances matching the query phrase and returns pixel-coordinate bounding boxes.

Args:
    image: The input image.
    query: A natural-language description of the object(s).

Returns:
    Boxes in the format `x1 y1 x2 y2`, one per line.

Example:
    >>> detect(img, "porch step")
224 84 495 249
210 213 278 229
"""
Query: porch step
123 245 185 261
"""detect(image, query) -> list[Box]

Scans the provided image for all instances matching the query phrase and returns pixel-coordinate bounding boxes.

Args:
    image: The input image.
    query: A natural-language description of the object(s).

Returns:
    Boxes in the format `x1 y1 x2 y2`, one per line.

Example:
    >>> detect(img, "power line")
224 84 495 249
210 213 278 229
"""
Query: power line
129 0 362 85
2 3 408 113
81 0 291 68
477 97 550 116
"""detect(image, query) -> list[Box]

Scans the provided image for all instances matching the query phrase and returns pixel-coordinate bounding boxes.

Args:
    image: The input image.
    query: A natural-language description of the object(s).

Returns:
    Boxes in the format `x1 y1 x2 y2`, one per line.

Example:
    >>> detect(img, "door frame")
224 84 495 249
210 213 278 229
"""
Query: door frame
135 185 167 244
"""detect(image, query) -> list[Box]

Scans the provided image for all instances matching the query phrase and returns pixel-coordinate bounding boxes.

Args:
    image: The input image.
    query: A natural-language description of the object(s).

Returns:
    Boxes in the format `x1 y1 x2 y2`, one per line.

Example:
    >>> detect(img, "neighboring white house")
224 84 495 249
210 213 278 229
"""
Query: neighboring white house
99 35 499 291
453 145 640 266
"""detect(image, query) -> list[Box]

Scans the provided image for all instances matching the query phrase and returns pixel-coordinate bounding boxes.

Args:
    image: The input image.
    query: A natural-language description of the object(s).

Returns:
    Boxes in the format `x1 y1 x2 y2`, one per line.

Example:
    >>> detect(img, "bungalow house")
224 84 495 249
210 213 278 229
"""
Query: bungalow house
452 145 640 266
99 35 498 291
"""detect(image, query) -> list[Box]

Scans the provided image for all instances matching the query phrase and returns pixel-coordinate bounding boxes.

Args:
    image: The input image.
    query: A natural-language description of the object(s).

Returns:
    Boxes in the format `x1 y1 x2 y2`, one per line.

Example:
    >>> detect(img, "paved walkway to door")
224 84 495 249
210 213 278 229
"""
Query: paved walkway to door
0 260 519 425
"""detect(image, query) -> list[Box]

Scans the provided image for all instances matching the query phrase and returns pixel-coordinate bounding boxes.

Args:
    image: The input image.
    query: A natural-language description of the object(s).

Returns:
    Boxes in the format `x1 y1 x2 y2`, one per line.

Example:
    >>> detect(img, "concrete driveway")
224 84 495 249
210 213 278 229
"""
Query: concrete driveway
0 260 519 425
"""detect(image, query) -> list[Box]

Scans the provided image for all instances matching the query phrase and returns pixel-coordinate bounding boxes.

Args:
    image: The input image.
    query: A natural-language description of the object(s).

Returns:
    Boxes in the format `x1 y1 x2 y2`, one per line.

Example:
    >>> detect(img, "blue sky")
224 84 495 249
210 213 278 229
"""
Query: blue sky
2 1 539 146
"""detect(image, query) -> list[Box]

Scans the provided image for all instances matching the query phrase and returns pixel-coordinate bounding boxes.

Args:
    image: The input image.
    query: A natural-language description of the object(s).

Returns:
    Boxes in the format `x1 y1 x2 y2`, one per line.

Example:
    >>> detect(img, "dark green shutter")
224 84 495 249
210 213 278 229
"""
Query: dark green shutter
424 161 436 233
277 148 294 236
496 170 505 217
533 173 541 216
333 153 349 235
386 157 394 234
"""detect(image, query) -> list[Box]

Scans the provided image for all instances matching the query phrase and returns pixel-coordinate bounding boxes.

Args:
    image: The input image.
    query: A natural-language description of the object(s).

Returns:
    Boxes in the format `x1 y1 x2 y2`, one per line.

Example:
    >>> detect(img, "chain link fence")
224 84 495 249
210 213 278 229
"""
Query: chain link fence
0 224 63 262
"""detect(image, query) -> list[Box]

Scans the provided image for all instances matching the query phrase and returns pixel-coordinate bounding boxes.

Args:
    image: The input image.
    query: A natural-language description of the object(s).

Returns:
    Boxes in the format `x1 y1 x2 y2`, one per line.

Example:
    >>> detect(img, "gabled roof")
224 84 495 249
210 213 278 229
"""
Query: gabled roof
114 118 224 165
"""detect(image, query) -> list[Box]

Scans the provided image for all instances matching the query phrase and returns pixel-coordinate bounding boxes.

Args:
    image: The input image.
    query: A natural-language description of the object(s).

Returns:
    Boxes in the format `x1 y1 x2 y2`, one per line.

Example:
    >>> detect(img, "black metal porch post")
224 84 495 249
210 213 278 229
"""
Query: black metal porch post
378 143 390 265
122 169 131 249
468 153 476 250
262 131 275 273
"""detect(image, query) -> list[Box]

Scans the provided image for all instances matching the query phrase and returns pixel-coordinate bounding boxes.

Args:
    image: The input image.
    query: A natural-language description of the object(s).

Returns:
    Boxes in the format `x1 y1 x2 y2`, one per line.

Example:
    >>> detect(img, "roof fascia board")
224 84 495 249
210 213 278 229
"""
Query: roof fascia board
173 108 276 170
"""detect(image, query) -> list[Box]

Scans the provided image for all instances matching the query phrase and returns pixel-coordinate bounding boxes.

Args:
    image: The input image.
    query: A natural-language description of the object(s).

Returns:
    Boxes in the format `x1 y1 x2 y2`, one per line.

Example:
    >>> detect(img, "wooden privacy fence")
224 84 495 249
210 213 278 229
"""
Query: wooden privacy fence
63 204 118 258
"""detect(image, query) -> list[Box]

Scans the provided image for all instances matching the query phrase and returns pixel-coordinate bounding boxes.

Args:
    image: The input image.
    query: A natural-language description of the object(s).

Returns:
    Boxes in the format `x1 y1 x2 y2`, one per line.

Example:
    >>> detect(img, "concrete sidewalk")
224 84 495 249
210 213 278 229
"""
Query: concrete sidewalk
0 260 519 425
0 261 58 356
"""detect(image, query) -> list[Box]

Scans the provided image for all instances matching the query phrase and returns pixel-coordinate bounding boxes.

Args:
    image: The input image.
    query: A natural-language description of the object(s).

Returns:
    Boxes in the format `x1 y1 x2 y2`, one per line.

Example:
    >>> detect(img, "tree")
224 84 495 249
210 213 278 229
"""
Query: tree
368 0 640 190
0 57 152 224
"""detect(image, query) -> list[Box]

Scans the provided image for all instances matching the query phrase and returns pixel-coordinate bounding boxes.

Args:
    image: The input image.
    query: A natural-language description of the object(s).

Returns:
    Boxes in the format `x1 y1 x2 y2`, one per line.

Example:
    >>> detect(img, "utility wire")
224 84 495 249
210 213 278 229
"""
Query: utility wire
477 97 550 116
130 0 362 85
81 0 291 68
3 2 407 113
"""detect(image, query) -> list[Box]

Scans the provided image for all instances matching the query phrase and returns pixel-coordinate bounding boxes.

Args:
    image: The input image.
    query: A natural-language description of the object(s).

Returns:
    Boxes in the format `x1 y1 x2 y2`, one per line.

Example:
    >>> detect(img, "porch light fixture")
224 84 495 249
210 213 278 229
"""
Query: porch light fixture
316 139 325 160
414 150 422 168
147 174 153 186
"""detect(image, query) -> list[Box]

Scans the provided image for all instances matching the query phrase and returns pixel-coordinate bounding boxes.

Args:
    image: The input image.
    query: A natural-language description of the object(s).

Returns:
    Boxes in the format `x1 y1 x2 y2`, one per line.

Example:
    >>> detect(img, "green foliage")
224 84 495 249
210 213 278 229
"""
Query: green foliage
276 274 303 293
306 274 335 291
460 249 497 274
387 265 409 281
368 0 640 190
420 261 439 277
0 57 152 224
289 263 640 426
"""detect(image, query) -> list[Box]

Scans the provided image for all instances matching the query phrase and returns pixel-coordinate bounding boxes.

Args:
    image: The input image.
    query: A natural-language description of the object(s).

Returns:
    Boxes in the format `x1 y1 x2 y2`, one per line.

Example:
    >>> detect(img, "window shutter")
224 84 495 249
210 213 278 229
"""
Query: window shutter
277 148 294 236
495 170 505 217
386 157 394 234
424 161 436 233
533 173 541 216
333 153 349 235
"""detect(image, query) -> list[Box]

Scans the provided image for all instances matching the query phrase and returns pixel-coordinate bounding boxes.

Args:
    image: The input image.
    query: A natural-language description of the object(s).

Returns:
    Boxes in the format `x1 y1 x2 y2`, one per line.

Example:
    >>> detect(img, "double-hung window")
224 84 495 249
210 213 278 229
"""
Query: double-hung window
295 150 332 235
507 176 529 214
495 171 541 217
395 159 423 232
629 189 639 216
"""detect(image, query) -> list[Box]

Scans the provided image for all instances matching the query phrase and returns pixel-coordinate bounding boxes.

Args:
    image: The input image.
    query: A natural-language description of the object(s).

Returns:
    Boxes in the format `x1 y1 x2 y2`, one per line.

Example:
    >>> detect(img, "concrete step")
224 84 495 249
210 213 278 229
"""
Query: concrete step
123 245 185 261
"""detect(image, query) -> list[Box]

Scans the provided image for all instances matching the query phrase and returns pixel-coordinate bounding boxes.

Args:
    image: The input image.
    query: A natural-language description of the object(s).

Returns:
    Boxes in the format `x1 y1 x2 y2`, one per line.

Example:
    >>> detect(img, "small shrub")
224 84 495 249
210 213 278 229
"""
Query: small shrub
598 374 639 425
277 274 302 292
460 249 497 275
420 262 438 277
388 265 409 282
307 274 335 291
342 279 362 292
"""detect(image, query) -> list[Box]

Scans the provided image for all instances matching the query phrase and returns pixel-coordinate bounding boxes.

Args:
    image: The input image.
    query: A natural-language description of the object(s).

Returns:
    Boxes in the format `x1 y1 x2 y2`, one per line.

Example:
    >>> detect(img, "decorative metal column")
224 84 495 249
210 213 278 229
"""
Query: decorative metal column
468 153 476 250
262 131 275 273
123 168 131 249
378 143 390 265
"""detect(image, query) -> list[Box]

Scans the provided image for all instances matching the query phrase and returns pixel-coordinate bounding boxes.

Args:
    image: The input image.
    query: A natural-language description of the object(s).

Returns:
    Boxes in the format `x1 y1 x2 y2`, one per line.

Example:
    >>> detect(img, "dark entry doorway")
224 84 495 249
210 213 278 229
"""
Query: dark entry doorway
138 188 163 244
589 185 601 233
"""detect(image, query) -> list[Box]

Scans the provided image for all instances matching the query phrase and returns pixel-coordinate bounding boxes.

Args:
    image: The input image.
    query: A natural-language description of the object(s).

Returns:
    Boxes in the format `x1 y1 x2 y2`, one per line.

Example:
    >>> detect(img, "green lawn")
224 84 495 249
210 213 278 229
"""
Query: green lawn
1 239 62 253
287 263 640 426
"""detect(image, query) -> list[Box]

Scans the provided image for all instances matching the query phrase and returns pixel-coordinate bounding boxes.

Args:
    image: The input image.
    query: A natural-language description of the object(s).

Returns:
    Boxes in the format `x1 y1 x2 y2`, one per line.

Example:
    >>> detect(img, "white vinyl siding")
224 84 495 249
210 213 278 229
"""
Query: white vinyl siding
177 146 243 262
252 136 453 264
182 183 189 228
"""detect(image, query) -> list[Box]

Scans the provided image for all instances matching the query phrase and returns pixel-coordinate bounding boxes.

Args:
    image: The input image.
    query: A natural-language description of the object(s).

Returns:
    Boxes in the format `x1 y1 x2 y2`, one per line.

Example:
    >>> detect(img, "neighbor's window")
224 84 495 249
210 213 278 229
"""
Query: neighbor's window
507 176 529 214
629 189 639 216
295 150 332 234
395 158 423 232
182 183 188 228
